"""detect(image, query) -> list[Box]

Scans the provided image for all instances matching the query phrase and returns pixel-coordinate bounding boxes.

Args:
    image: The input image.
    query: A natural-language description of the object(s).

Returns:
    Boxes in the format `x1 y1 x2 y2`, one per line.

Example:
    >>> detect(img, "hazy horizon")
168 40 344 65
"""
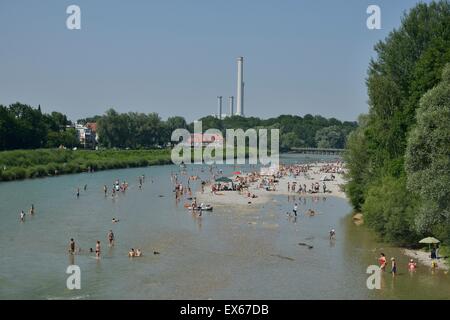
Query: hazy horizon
0 0 433 122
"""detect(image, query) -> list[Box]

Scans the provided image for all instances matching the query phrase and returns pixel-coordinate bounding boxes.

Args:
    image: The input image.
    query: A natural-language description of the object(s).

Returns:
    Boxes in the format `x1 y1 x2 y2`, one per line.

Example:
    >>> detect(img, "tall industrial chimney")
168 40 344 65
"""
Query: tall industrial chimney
228 96 234 116
236 57 244 116
217 96 223 119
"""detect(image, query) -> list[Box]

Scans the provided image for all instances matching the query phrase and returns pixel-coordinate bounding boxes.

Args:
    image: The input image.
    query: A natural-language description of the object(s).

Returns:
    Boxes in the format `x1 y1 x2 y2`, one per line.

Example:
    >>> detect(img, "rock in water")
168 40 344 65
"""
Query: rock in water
353 213 364 225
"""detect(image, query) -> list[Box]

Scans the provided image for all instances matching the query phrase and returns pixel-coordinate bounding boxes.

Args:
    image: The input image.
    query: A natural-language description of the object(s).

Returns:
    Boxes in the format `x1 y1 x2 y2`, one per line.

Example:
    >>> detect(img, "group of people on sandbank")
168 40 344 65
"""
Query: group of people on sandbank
287 181 329 194
318 162 345 174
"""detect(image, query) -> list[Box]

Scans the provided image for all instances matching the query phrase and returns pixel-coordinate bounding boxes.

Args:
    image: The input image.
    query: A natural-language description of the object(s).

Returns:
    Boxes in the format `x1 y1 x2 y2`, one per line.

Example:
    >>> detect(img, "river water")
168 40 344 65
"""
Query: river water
0 154 448 299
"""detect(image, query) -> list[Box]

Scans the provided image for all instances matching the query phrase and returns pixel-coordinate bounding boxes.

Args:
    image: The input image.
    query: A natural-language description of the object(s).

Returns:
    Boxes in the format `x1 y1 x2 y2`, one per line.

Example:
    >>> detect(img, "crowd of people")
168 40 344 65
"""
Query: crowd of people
63 175 153 260
17 159 445 283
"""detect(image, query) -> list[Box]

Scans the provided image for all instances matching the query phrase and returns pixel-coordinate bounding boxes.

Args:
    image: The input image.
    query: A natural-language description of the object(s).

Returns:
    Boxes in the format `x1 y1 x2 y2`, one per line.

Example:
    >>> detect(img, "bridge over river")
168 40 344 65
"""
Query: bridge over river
290 147 346 155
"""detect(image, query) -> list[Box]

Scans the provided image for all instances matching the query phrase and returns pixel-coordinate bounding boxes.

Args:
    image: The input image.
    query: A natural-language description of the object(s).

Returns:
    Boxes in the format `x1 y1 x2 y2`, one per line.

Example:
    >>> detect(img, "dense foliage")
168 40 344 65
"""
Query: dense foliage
192 114 356 151
0 103 78 150
0 149 171 181
344 1 450 245
1 102 356 152
74 109 356 150
405 64 450 242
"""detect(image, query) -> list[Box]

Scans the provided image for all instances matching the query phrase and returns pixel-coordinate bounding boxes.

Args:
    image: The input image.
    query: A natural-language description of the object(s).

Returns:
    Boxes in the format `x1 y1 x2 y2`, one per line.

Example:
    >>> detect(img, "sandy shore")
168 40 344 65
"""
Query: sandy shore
402 249 449 271
194 161 450 272
195 162 347 207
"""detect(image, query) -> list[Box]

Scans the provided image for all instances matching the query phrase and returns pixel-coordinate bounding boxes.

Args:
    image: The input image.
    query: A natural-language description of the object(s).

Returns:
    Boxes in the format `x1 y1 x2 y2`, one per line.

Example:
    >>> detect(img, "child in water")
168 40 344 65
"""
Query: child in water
391 257 397 276
379 253 387 271
408 259 417 271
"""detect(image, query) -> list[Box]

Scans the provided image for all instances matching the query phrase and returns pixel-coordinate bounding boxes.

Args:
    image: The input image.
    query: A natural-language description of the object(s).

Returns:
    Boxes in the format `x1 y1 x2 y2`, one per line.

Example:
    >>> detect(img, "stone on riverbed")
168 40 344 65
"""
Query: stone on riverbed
353 213 364 225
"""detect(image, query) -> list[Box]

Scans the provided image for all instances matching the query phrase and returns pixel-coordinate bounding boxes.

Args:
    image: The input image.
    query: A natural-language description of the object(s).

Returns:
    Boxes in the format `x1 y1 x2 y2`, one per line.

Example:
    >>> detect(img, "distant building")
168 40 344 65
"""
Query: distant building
86 122 99 142
75 123 97 149
186 133 223 147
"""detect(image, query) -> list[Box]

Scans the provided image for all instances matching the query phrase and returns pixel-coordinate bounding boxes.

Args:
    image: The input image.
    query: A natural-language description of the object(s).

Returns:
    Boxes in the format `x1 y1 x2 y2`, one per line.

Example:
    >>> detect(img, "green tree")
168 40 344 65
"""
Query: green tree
363 176 420 245
46 128 79 148
345 0 450 216
314 125 346 149
405 64 450 242
343 115 371 210
280 132 304 151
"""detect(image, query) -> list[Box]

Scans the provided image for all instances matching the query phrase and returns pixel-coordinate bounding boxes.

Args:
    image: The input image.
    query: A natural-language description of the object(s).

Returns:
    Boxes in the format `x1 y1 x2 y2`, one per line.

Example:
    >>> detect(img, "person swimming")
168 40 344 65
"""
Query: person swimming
128 248 135 257
135 249 142 257
112 218 119 223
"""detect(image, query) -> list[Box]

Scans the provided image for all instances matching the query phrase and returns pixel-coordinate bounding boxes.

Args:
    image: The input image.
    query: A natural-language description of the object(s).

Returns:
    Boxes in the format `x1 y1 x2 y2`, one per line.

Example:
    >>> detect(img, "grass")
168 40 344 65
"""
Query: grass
0 145 274 182
0 148 172 181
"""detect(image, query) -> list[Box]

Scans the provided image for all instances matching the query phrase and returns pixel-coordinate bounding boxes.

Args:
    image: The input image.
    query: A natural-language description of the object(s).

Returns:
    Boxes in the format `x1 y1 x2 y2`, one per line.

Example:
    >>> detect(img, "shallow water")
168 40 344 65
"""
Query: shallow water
0 154 448 299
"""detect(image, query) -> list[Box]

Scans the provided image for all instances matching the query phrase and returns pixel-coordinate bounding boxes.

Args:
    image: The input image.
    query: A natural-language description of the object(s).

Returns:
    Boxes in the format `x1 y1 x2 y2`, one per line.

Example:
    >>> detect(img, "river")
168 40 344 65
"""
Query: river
0 154 448 299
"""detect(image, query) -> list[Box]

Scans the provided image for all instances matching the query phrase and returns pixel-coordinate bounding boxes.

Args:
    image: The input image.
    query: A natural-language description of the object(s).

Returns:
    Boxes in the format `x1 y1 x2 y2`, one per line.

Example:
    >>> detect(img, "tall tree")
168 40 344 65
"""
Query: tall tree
405 64 450 241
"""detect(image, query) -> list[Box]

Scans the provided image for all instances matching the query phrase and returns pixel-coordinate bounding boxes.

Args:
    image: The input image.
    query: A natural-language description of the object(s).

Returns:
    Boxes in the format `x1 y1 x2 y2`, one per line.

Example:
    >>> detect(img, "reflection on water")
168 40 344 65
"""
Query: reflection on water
0 154 448 299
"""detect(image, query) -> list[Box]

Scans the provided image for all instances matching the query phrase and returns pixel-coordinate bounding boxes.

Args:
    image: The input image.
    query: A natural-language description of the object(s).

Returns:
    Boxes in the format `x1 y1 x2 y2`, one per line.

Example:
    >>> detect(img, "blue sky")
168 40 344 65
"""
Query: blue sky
0 0 433 122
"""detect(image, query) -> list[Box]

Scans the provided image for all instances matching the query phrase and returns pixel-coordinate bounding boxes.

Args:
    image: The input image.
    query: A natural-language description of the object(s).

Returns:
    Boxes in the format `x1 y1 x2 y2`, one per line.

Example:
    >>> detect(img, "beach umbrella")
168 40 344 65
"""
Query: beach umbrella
419 237 440 244
215 176 233 183
419 237 440 250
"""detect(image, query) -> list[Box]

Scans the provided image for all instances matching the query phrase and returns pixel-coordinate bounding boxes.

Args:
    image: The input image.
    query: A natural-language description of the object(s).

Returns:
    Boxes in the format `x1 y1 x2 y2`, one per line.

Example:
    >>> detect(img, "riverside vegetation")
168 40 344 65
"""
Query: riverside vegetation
0 149 171 181
344 1 450 250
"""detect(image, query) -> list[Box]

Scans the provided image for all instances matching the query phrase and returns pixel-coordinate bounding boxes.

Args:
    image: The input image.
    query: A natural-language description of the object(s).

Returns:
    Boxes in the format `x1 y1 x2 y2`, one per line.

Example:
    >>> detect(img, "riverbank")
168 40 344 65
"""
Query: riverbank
196 162 346 206
403 248 449 271
0 148 172 181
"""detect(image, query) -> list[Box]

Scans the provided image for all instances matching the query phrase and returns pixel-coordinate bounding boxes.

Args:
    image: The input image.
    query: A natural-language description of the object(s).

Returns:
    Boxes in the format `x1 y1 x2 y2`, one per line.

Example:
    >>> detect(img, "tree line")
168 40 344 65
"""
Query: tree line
0 104 357 151
0 103 78 150
344 1 450 245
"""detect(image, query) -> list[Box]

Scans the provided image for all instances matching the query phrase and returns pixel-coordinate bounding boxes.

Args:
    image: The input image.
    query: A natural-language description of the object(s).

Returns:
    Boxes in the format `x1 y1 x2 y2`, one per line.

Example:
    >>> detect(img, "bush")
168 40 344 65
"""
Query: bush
0 148 171 181
363 176 420 245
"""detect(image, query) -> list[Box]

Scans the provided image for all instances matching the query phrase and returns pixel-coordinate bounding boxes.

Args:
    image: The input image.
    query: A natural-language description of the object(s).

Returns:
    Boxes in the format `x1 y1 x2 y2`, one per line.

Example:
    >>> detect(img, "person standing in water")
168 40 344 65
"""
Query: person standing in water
68 238 76 254
29 204 35 215
95 240 101 259
20 210 25 222
76 188 80 198
103 185 108 196
292 203 298 217
379 253 387 271
329 228 336 240
391 257 397 276
408 259 417 271
84 184 87 191
108 230 115 247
